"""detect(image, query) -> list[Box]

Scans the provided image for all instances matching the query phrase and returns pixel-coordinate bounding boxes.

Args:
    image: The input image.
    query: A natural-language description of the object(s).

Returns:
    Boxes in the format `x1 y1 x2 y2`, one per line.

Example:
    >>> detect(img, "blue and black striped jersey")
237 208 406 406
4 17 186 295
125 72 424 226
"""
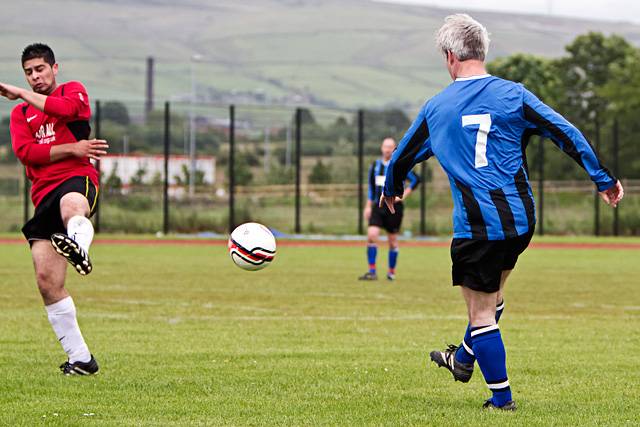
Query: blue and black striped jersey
368 158 420 202
384 75 616 240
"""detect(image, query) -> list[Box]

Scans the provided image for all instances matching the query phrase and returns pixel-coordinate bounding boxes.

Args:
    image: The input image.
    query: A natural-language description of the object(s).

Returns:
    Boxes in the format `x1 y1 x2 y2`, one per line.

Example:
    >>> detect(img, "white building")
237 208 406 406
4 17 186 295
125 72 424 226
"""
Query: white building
99 154 216 192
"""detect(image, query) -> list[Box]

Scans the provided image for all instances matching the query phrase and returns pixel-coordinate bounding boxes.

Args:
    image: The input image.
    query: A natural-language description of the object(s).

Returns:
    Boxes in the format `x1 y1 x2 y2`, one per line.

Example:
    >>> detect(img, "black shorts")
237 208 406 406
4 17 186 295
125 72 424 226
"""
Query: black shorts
451 228 534 293
22 176 98 243
369 202 404 234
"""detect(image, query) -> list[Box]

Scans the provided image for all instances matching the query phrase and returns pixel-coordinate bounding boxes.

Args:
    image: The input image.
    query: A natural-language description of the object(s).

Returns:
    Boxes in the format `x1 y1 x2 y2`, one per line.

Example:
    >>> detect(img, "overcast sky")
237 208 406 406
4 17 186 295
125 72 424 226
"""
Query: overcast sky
377 0 640 24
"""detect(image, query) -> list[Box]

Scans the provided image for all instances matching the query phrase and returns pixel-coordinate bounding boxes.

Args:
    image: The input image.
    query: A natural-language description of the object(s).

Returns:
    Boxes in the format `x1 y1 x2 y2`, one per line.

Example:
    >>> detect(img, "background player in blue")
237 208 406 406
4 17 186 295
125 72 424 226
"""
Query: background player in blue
360 137 420 281
380 14 624 410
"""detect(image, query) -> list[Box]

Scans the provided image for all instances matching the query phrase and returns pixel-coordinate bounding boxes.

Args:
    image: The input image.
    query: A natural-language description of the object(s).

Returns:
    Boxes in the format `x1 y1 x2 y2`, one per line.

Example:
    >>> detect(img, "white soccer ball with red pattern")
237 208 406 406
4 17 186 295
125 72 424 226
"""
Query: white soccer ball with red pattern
228 222 276 271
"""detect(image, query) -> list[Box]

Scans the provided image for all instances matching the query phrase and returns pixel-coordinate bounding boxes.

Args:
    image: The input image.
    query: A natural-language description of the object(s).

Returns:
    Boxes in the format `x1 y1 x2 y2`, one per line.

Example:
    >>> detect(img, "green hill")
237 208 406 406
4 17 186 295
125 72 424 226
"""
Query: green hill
2 0 640 113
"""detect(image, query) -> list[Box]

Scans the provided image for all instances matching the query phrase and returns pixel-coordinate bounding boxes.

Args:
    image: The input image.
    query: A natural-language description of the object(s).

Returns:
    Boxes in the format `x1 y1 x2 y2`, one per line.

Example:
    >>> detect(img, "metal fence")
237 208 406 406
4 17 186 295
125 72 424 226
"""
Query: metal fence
1 101 638 236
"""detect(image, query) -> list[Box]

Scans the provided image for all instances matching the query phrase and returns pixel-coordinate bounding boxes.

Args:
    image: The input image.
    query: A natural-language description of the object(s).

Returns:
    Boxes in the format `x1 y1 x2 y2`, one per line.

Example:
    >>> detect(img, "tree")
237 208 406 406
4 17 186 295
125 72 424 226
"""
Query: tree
308 159 332 184
174 164 205 186
297 108 316 126
104 163 123 194
552 32 634 124
230 153 253 186
130 166 147 186
103 101 131 126
487 54 557 103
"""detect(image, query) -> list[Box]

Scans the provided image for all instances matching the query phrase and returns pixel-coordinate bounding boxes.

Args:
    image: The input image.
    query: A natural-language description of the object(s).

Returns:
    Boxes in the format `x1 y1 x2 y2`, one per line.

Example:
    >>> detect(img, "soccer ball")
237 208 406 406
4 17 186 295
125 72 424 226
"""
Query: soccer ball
228 222 276 271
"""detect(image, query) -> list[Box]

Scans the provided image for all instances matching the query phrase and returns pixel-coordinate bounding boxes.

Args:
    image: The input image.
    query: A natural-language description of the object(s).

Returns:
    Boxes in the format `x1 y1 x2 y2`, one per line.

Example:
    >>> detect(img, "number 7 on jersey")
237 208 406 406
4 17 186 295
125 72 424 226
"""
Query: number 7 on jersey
462 114 492 168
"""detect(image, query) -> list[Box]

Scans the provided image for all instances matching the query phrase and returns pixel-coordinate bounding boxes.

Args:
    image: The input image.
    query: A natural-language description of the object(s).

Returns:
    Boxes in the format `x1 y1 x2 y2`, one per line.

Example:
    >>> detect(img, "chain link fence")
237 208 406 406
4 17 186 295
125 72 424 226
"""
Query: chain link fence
0 101 638 236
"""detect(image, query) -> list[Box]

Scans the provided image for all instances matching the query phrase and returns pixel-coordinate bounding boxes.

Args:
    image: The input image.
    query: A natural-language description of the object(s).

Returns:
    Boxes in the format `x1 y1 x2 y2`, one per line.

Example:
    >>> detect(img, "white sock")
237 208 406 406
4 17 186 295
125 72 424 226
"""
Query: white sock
45 297 91 363
67 215 94 253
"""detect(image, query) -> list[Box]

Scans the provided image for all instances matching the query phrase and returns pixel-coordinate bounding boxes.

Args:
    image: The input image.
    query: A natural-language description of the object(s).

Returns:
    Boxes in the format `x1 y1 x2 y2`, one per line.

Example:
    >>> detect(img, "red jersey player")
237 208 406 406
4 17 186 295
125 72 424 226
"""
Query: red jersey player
0 44 108 375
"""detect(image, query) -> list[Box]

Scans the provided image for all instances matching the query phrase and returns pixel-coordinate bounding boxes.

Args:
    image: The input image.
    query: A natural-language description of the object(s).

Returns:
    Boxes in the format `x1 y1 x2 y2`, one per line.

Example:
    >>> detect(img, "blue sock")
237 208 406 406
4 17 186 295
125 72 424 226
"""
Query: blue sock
455 325 475 364
388 248 398 273
367 245 377 273
455 300 505 365
471 325 512 407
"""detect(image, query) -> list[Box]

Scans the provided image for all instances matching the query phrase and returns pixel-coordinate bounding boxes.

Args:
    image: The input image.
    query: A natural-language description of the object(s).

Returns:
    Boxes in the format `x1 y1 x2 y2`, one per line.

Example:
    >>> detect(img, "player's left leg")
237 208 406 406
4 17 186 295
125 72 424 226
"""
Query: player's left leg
51 192 95 275
386 232 399 281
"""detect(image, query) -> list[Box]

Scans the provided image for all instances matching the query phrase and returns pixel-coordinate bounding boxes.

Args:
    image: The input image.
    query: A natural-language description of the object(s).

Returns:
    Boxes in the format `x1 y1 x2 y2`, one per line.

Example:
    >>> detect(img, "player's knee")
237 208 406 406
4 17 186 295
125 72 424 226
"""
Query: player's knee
60 193 89 224
35 271 55 296
469 310 497 327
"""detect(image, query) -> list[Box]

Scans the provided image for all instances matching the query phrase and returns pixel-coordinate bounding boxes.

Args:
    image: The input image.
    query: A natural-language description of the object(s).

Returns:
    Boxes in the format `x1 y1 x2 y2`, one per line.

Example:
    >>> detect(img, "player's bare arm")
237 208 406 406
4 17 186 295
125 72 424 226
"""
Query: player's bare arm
363 199 373 220
0 81 47 110
379 194 396 214
50 139 109 162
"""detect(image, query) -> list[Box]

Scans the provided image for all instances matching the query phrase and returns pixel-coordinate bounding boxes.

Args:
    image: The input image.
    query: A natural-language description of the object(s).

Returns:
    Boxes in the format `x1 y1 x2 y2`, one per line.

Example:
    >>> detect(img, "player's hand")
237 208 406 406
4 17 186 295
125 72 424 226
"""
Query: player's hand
73 139 109 160
394 196 403 203
379 194 396 214
0 82 24 101
364 205 372 221
599 180 624 208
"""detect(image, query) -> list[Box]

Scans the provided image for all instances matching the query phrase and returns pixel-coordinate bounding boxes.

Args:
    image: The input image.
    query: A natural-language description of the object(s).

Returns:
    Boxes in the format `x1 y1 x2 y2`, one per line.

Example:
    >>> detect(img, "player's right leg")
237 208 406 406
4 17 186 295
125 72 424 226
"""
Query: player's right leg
51 190 96 275
31 241 98 375
386 232 399 281
359 226 380 280
462 285 515 410
441 270 510 380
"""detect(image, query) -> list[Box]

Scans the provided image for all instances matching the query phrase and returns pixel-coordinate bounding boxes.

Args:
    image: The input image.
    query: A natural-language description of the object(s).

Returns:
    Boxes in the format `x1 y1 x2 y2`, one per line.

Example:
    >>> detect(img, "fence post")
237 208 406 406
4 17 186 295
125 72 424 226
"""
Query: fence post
23 168 29 223
594 117 600 236
538 136 544 236
613 118 620 236
357 109 364 235
295 108 302 234
420 162 427 235
94 100 101 233
163 101 170 235
228 105 235 233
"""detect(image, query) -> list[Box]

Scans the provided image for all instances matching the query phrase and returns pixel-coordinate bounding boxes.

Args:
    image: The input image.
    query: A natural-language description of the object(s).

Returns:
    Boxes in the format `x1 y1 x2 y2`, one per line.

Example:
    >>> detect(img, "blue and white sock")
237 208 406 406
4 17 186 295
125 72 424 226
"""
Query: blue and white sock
388 248 398 274
367 245 377 274
455 300 505 365
471 324 512 407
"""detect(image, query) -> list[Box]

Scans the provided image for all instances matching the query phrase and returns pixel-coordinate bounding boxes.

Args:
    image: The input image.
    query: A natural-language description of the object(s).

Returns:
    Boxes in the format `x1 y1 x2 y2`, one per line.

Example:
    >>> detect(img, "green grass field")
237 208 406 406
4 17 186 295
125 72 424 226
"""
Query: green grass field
1 237 639 426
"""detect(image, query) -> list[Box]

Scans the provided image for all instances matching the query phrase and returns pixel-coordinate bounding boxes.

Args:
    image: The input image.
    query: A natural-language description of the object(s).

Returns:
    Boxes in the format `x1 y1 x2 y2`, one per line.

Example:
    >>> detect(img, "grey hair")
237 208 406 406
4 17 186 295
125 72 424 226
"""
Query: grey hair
436 14 490 61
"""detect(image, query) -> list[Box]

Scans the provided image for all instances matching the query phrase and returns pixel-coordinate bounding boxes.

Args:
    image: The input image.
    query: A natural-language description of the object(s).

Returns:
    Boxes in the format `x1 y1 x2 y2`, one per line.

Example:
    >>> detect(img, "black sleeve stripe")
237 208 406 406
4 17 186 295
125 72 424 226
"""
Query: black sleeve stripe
489 188 518 239
454 179 487 239
392 119 429 196
520 127 540 177
514 167 536 228
369 161 376 200
523 103 616 182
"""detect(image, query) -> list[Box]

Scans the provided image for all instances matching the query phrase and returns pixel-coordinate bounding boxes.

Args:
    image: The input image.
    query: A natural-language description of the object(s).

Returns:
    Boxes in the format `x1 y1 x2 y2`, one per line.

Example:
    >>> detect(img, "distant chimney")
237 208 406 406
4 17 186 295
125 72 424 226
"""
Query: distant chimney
145 56 154 117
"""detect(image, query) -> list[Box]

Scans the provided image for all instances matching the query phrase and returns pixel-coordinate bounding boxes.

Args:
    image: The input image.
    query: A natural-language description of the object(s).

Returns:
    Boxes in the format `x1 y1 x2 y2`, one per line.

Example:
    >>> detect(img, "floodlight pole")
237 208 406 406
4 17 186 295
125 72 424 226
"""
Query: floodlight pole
189 60 196 196
594 117 600 236
229 105 236 232
94 100 102 233
163 102 171 235
613 119 620 236
295 108 302 234
189 54 202 197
